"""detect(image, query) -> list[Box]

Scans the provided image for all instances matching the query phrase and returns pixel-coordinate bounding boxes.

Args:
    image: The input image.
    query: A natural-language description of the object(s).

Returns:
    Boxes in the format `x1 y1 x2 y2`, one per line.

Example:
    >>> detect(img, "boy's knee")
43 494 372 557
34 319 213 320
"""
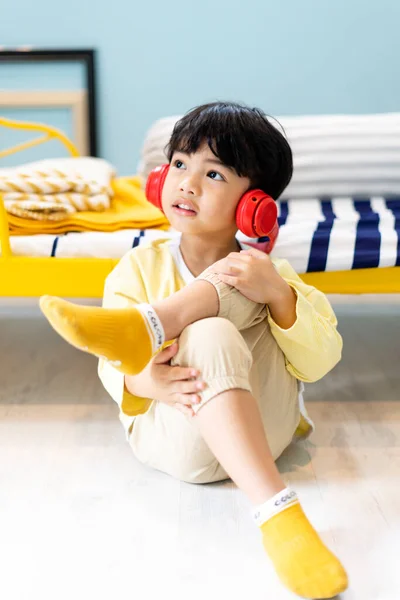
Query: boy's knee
170 318 253 410
181 316 242 346
172 317 253 375
174 317 252 365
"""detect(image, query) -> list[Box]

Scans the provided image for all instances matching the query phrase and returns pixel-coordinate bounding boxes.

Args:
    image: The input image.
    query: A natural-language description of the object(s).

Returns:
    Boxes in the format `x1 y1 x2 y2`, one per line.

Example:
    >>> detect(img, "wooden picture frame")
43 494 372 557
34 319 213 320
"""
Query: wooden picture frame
0 90 89 155
0 49 98 156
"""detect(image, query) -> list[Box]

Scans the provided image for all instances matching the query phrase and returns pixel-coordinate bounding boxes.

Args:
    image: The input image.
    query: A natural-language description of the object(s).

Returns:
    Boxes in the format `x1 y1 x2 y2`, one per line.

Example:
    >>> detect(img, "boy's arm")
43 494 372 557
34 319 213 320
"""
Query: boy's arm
97 252 153 417
267 258 343 383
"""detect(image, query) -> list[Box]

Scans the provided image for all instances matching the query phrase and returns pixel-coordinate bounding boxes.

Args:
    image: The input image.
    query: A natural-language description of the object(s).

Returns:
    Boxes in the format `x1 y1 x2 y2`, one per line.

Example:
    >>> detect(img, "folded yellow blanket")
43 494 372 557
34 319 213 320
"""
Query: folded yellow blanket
7 176 169 235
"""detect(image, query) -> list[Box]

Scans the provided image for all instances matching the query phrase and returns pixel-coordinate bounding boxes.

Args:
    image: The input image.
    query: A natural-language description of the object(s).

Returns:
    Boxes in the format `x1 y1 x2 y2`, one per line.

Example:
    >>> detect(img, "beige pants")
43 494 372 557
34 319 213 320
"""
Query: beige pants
128 270 301 484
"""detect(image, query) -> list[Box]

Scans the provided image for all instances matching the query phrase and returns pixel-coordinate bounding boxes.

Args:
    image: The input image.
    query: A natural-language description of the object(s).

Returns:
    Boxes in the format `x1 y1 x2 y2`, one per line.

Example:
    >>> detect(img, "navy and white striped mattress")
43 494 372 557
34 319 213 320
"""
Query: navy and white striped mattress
6 196 400 274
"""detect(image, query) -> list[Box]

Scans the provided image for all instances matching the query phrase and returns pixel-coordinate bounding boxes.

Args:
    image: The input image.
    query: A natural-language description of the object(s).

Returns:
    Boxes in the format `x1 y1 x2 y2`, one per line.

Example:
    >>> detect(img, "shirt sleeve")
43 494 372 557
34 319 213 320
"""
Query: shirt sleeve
267 258 343 383
97 251 153 417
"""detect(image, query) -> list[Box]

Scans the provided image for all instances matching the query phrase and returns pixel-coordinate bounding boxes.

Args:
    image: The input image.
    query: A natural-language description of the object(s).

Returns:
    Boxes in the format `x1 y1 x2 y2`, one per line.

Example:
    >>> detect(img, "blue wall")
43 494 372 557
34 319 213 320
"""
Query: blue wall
1 0 399 174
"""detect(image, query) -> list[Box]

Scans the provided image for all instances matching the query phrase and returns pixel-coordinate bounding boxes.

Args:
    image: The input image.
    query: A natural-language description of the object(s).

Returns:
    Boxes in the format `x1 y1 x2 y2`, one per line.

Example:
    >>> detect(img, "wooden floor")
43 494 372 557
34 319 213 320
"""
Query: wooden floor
1 298 399 600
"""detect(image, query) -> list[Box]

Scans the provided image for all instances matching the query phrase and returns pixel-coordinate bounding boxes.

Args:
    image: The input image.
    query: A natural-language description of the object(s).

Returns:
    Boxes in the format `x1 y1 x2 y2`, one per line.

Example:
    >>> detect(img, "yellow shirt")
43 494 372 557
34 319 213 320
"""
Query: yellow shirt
98 238 343 438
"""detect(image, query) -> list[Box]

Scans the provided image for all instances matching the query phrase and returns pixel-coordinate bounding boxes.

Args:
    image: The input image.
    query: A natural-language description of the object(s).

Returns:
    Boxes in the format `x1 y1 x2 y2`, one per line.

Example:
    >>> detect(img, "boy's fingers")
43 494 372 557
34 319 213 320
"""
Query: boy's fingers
177 380 206 394
169 366 199 381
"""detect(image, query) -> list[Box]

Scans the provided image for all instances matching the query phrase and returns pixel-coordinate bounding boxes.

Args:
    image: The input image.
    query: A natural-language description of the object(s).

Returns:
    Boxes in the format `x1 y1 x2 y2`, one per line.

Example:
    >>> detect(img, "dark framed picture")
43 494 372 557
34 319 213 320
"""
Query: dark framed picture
0 48 98 162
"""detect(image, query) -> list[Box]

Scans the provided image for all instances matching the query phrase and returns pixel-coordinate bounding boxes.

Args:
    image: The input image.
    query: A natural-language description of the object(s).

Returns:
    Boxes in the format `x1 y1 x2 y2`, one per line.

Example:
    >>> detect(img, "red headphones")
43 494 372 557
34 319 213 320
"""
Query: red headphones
145 164 279 252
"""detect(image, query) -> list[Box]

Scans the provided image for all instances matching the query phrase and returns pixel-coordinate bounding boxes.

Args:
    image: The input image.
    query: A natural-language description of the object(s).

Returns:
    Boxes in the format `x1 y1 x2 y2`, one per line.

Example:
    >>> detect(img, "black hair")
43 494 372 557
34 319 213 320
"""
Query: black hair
165 101 293 200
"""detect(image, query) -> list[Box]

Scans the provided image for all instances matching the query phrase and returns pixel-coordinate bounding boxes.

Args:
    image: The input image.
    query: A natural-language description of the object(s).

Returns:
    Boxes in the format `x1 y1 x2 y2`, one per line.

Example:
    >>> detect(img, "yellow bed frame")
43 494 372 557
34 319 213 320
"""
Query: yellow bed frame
1 118 399 298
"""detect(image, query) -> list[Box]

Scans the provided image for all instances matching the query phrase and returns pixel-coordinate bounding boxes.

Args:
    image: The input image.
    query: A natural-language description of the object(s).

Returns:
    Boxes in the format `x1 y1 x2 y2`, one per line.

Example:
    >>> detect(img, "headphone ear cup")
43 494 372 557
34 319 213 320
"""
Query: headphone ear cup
145 164 170 211
236 190 278 238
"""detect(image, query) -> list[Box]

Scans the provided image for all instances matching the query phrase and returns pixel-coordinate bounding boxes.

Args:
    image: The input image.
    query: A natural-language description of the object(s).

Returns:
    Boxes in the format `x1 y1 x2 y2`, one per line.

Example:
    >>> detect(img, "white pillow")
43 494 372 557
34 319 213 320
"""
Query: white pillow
137 113 400 199
136 116 181 183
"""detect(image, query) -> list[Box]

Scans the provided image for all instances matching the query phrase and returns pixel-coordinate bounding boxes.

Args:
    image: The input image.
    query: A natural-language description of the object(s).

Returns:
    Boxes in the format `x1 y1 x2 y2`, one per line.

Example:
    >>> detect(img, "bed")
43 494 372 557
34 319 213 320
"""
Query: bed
1 116 399 298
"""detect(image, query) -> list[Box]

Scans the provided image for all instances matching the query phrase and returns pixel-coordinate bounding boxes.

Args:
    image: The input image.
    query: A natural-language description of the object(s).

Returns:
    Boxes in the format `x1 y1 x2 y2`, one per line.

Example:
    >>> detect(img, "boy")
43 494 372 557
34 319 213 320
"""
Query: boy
40 101 348 598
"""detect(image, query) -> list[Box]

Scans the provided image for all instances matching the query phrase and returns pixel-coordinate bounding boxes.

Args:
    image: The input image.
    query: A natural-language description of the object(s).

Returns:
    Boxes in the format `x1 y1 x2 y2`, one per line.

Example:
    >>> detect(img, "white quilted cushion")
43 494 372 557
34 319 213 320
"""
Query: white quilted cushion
137 113 400 199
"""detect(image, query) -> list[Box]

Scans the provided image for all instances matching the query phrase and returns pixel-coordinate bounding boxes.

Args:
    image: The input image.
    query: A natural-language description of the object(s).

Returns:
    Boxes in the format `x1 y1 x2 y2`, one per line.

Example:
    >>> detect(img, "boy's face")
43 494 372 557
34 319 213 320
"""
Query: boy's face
161 142 251 236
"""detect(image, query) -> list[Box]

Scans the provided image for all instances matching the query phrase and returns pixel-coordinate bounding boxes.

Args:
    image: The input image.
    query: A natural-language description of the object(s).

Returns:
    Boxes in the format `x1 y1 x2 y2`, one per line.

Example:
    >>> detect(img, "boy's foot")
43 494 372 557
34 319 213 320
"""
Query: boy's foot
259 496 348 598
39 296 165 374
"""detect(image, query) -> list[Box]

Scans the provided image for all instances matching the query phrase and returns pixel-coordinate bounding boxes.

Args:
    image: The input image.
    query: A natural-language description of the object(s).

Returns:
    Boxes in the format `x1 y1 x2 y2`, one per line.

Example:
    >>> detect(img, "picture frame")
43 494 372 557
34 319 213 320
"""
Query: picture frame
0 48 98 156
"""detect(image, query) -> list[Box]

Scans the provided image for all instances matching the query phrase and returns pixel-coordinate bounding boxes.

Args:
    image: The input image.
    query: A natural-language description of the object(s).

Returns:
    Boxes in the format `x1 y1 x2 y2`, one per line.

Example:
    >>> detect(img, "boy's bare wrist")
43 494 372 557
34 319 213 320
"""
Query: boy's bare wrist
268 284 297 329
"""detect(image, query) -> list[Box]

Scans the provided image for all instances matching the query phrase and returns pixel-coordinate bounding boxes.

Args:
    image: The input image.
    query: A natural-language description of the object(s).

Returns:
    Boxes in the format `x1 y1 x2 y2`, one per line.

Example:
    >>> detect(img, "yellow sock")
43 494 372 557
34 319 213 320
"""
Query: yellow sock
39 296 165 375
259 497 348 598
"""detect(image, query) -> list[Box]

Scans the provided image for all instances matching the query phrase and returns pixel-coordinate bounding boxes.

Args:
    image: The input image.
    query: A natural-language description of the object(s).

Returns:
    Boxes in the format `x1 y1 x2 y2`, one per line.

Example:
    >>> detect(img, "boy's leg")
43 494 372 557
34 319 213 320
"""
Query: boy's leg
197 387 286 503
38 279 219 374
129 316 348 599
38 267 265 375
195 387 348 599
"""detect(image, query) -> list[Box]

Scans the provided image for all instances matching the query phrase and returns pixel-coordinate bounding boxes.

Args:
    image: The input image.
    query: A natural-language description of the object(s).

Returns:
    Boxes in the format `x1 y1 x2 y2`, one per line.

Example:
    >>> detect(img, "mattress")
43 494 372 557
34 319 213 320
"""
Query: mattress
5 196 400 274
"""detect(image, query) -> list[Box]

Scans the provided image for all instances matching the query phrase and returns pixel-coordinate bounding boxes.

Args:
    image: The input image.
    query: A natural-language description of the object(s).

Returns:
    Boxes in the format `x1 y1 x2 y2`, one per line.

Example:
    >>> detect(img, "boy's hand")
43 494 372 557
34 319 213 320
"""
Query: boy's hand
125 342 205 418
211 247 290 304
211 247 297 329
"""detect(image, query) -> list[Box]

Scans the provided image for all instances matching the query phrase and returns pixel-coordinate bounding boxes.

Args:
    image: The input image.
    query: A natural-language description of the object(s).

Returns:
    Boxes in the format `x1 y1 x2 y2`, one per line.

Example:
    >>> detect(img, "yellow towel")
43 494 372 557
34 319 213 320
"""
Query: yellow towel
7 176 169 235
